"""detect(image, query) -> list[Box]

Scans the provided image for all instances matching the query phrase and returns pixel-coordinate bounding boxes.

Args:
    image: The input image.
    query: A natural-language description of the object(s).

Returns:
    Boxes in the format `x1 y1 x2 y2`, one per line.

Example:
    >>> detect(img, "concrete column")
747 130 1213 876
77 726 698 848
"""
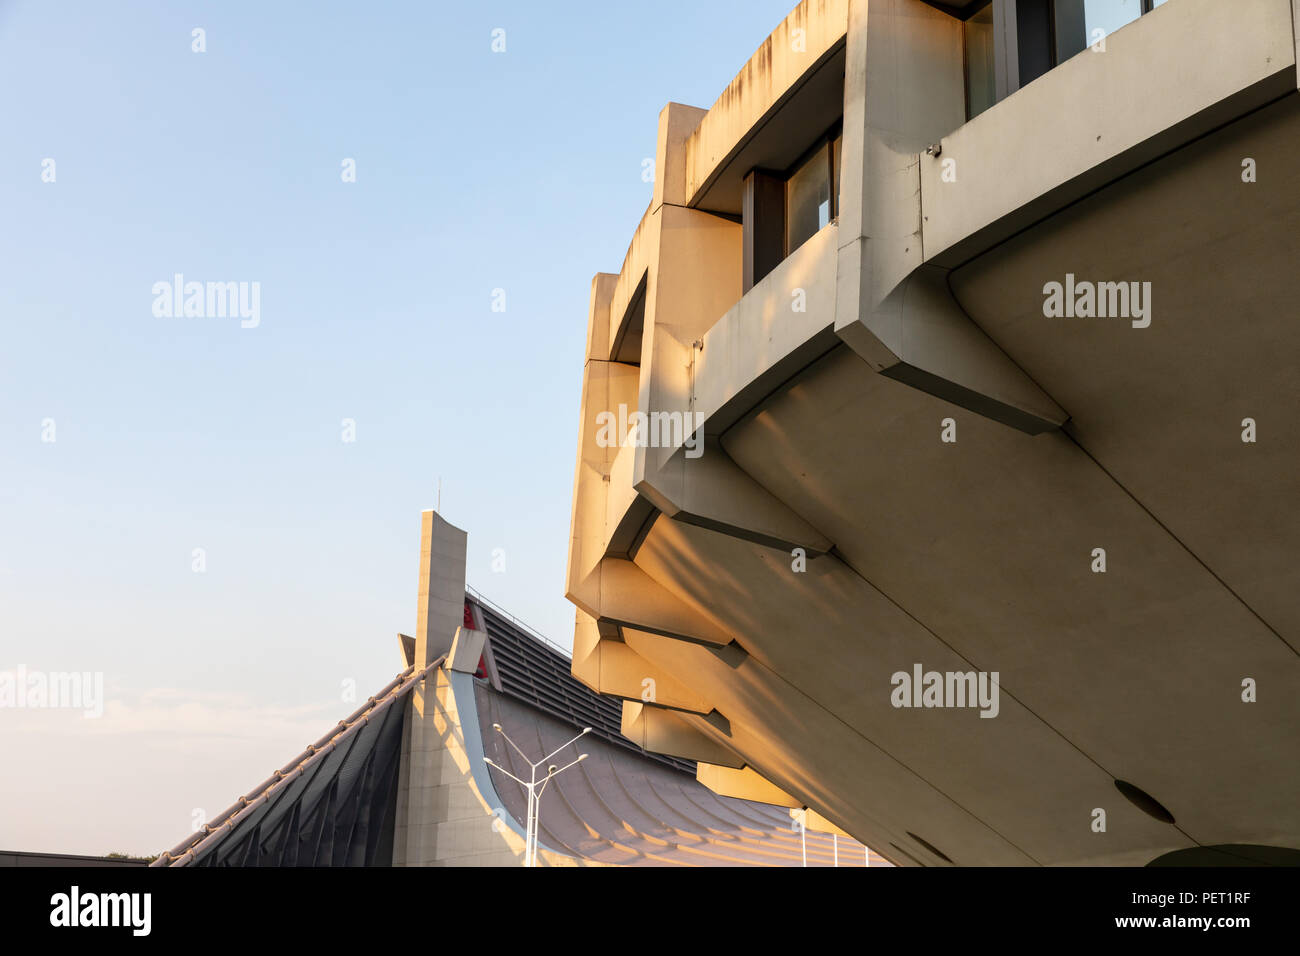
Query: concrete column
834 0 1066 434
415 510 467 667
395 510 468 866
742 169 785 291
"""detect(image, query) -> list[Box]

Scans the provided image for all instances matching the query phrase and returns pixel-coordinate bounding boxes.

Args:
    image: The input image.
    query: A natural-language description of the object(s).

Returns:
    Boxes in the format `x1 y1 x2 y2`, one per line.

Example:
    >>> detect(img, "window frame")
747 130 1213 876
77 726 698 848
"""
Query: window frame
966 0 1162 120
780 122 843 259
962 1 997 120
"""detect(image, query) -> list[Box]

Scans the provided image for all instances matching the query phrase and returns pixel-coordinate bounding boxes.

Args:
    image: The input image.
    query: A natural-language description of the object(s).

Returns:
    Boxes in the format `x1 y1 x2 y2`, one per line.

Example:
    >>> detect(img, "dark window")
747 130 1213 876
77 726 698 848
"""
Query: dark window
742 127 843 292
786 140 835 255
1054 0 1144 62
1016 0 1055 86
965 0 1169 120
964 2 997 119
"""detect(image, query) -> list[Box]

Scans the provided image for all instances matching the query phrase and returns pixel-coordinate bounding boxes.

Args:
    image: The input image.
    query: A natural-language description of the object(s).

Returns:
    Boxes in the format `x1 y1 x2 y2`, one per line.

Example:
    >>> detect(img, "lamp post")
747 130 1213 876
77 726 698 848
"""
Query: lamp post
484 723 591 867
791 807 808 867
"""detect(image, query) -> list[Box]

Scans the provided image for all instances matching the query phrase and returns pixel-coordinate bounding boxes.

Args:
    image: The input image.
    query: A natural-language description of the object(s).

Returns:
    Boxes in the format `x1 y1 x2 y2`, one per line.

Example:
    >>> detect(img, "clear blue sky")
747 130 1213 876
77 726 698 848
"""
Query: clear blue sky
0 0 798 855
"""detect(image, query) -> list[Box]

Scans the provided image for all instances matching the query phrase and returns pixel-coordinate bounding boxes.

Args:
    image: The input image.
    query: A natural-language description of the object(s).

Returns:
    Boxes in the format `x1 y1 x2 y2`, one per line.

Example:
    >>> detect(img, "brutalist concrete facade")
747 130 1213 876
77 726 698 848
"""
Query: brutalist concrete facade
566 0 1300 865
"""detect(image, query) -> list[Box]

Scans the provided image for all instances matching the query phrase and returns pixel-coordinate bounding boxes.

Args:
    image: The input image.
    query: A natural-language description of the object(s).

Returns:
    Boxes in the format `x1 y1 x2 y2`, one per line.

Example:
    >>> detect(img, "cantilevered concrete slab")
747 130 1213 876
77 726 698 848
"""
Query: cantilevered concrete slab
566 0 1300 865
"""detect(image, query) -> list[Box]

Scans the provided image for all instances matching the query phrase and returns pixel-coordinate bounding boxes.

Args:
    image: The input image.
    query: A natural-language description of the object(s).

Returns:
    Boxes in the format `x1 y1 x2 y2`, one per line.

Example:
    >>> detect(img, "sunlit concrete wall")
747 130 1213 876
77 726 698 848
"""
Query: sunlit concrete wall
567 0 1300 865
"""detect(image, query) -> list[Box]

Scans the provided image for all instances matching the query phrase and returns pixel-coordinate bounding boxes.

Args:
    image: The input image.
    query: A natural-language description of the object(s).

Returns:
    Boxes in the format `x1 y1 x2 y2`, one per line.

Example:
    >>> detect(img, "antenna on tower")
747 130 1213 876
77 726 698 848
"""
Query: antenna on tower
437 477 441 512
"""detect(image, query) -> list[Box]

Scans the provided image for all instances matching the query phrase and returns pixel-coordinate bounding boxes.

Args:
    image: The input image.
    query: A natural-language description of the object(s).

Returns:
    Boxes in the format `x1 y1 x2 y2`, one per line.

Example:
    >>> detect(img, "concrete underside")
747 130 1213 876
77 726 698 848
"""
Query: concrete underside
599 92 1300 867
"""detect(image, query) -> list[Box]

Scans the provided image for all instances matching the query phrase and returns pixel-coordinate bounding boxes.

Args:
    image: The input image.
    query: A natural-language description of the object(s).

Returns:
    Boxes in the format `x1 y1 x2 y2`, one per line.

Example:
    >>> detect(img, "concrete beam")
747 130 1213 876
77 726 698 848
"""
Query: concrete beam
833 0 1065 434
838 259 1069 433
621 700 745 768
569 557 733 647
697 763 800 808
446 626 486 674
637 442 834 554
571 610 713 713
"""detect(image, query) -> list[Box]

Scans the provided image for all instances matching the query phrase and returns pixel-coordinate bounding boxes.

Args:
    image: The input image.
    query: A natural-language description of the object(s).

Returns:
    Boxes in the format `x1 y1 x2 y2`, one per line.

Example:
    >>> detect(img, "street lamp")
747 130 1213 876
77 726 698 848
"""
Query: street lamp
483 723 591 867
791 807 808 867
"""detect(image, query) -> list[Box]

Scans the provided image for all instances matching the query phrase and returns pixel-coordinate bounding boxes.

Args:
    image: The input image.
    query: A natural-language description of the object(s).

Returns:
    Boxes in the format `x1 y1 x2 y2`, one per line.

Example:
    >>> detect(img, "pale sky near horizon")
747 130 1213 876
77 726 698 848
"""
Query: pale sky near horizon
0 0 797 856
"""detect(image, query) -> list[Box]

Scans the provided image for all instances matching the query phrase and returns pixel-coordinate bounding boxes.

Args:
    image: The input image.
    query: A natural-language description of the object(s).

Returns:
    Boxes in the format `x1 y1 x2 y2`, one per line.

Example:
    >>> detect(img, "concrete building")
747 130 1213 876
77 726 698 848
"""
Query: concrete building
566 0 1300 865
150 512 876 867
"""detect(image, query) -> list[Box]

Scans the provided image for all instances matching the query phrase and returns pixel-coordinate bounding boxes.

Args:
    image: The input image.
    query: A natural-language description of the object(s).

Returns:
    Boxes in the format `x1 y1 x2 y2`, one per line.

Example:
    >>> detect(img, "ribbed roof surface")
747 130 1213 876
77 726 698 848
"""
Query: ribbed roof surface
472 596 696 774
152 660 438 867
477 683 889 866
466 591 890 866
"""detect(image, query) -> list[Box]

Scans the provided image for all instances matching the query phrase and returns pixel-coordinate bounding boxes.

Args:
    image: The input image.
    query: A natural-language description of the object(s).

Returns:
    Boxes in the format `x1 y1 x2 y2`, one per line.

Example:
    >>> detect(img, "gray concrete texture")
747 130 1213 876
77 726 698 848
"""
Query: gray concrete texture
566 0 1300 865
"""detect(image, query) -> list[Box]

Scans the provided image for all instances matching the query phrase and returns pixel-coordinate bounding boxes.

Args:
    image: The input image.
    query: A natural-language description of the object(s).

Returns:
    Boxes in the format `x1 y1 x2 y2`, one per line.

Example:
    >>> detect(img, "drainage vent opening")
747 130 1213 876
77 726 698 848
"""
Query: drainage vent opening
905 831 954 864
1115 780 1176 824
